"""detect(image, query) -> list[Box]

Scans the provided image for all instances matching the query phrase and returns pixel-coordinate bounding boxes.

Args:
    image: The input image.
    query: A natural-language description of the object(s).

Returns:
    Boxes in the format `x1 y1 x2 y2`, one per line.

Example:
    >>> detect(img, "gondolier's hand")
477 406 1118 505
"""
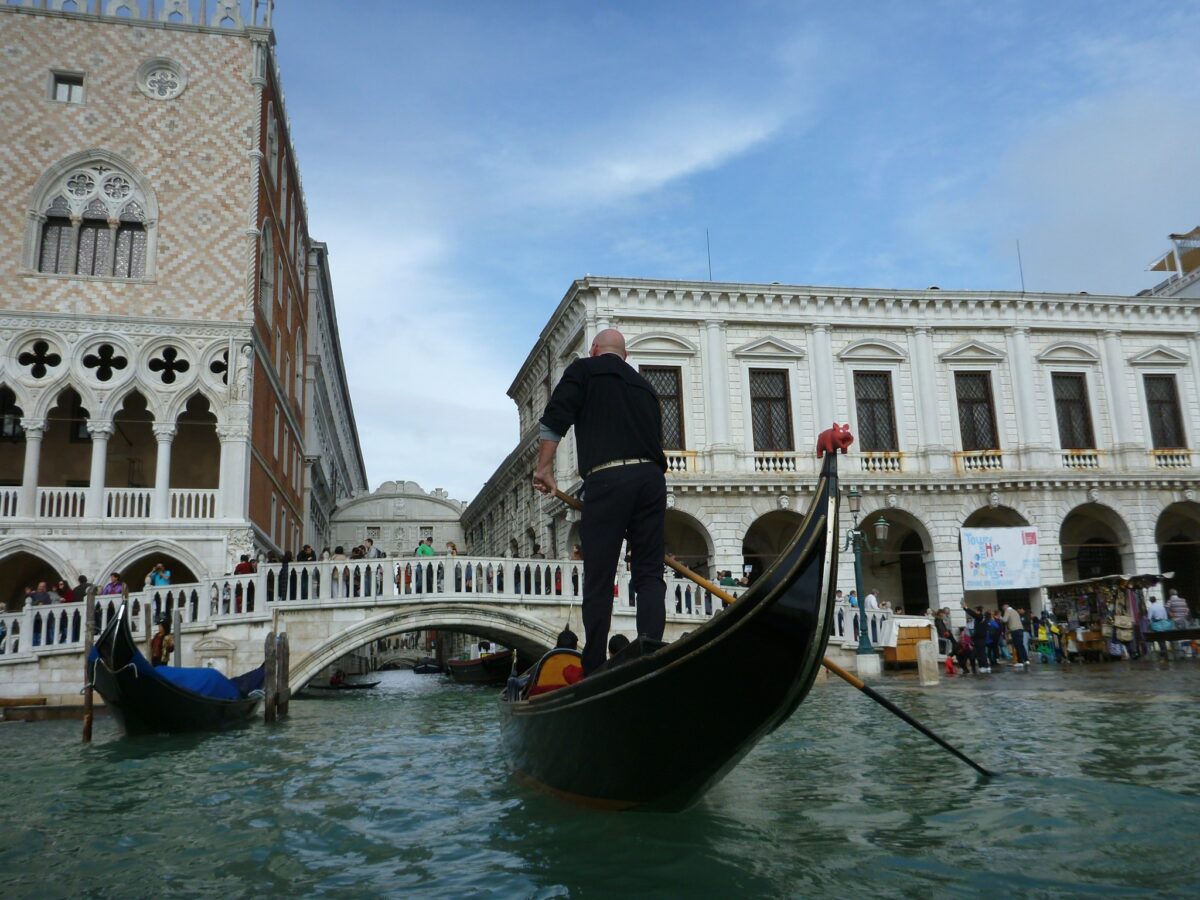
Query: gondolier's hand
533 464 557 496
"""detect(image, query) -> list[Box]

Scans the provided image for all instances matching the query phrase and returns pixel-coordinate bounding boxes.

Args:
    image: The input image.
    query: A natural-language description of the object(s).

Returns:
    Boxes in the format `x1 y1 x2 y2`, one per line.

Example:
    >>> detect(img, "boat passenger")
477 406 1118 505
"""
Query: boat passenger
555 628 579 650
150 616 174 667
607 633 630 659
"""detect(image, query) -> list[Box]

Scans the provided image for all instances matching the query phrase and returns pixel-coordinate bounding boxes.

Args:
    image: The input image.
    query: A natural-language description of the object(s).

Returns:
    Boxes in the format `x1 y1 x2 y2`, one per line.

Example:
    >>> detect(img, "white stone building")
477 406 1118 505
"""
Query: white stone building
0 0 365 604
462 269 1200 616
329 481 465 558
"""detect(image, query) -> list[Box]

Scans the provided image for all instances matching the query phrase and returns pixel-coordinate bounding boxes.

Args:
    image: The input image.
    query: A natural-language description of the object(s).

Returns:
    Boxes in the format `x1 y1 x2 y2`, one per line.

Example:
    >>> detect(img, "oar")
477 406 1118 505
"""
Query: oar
551 487 994 778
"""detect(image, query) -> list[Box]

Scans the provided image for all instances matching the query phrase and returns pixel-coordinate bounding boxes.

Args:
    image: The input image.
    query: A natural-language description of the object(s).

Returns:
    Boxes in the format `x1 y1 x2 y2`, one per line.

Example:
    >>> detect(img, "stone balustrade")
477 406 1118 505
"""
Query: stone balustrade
0 554 722 667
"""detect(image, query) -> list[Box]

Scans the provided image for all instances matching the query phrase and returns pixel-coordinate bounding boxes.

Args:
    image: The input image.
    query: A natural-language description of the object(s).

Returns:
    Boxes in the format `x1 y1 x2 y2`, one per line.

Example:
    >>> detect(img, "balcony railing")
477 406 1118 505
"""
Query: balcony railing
1151 449 1194 469
859 451 903 474
1061 450 1101 470
665 450 700 474
171 489 218 518
106 488 153 519
0 487 17 517
954 449 1004 473
753 452 798 473
37 487 86 518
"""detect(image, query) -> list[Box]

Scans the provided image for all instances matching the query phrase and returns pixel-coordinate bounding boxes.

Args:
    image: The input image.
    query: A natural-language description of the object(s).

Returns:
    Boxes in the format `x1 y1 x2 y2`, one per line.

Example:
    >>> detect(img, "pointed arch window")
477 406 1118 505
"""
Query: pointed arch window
30 156 155 279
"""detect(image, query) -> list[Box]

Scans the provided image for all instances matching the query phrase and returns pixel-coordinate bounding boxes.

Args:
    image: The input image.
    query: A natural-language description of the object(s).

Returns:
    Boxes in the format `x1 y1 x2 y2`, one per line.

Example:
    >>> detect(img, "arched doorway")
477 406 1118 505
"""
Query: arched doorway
1059 503 1131 582
856 509 934 614
1156 502 1200 611
742 510 802 584
961 506 1038 612
0 550 66 609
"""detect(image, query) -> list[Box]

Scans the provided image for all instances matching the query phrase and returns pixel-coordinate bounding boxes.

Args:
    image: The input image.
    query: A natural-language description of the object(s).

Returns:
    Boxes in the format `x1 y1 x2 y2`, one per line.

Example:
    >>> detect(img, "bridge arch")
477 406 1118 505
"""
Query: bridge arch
289 603 561 689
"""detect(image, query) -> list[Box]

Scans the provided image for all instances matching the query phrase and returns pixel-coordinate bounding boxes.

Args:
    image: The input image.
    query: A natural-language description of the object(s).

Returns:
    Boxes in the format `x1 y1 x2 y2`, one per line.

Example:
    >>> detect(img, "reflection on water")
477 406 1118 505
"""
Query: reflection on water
1 664 1197 897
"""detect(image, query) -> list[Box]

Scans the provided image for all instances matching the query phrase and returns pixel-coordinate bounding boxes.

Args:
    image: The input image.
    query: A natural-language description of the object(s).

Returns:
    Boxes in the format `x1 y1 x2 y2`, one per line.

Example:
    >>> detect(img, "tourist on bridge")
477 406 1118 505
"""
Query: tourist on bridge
148 563 172 587
101 573 124 596
533 327 668 676
365 538 384 559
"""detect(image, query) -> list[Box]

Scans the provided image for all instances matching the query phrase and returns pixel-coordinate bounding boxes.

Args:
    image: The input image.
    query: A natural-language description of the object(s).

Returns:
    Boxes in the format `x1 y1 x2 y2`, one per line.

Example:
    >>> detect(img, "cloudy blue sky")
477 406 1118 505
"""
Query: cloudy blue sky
273 1 1200 501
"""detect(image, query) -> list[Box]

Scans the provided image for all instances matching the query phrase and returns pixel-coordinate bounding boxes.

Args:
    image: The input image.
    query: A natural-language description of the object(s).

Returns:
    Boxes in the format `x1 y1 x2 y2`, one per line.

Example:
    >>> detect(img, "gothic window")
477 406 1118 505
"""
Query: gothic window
265 103 279 182
259 223 274 325
31 157 154 279
749 369 793 451
147 346 190 384
1144 374 1186 449
17 340 62 379
82 343 129 383
1051 373 1095 450
640 366 684 449
954 372 999 451
853 371 898 451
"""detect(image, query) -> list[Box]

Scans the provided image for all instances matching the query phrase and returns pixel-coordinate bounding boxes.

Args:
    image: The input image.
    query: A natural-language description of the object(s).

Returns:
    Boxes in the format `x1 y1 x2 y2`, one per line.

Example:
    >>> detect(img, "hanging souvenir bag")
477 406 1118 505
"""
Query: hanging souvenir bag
1151 619 1175 633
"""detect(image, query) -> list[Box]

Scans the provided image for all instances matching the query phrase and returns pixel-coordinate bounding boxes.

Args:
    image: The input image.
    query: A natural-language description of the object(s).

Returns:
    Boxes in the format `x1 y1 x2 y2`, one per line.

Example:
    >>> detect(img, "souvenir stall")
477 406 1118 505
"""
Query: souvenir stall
1041 574 1158 661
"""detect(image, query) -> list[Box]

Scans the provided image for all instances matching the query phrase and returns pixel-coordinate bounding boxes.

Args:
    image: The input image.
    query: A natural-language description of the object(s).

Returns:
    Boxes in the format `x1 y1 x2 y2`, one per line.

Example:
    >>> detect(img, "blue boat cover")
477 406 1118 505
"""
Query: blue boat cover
152 661 243 700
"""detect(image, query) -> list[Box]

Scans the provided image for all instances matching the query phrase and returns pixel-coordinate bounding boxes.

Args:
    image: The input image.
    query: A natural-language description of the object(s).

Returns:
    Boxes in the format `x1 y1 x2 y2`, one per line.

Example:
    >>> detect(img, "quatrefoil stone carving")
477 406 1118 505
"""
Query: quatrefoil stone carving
83 344 129 382
18 340 62 379
148 346 190 384
209 349 229 385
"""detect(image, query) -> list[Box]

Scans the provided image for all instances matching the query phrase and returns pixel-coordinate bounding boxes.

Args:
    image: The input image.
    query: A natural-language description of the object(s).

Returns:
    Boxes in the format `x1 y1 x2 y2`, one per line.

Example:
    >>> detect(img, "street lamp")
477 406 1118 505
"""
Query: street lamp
845 486 890 654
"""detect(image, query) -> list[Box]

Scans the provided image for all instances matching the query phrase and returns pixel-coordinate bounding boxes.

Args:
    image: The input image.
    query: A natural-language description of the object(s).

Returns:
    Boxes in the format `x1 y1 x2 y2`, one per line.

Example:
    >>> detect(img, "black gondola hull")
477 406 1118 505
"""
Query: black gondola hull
89 608 261 735
499 454 839 810
447 653 513 685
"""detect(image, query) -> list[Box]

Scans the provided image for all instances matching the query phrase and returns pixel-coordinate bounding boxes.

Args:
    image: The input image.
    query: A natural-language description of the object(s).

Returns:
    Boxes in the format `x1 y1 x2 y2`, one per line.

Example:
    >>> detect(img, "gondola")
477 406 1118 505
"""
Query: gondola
447 651 514 685
88 604 264 735
411 658 445 674
307 680 381 691
499 451 840 811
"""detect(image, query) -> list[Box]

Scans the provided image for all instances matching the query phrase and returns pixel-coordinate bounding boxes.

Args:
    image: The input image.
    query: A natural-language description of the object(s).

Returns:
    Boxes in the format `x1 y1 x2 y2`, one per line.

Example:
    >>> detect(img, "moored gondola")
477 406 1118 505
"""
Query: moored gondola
88 604 264 735
498 452 840 811
447 650 514 685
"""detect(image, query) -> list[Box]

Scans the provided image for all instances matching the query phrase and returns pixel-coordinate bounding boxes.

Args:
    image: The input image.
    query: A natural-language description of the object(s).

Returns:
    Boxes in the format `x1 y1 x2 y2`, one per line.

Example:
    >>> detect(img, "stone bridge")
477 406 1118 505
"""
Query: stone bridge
0 555 720 704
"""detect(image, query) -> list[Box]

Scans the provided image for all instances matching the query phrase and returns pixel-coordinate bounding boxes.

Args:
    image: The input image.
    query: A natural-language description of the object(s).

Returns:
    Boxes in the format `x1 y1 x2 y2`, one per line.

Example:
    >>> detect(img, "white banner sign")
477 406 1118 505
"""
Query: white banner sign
960 527 1041 590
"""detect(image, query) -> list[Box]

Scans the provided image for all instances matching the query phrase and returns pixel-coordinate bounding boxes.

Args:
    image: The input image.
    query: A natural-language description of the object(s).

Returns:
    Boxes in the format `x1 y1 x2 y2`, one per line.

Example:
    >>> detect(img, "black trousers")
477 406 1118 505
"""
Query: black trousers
579 462 666 674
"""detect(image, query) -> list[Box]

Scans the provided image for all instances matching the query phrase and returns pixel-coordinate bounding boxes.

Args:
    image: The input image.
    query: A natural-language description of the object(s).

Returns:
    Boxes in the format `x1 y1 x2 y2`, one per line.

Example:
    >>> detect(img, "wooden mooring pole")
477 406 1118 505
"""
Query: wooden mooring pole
263 630 278 724
81 585 97 743
276 632 290 719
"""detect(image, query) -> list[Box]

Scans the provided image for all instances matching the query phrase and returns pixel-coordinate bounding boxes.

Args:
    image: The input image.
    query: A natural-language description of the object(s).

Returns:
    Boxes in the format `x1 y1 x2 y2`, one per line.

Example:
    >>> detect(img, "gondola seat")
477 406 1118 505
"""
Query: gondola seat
526 649 584 697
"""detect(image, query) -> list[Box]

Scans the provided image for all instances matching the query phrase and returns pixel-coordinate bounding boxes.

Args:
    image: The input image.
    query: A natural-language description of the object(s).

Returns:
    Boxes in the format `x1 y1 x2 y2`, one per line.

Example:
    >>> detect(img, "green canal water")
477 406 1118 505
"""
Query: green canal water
1 663 1198 898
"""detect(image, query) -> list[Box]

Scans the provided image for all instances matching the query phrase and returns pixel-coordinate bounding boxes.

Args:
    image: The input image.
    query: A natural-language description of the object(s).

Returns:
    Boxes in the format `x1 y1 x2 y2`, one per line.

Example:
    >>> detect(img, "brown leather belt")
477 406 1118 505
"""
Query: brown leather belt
585 457 654 477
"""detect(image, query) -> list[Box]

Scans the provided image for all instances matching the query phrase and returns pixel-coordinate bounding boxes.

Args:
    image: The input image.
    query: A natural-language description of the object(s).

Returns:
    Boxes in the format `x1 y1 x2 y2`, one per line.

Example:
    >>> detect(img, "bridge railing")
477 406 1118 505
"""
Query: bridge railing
0 555 722 665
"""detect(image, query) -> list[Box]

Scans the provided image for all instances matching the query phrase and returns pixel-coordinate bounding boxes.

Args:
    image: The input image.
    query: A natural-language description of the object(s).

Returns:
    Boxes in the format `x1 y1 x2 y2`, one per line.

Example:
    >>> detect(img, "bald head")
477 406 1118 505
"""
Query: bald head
590 328 627 359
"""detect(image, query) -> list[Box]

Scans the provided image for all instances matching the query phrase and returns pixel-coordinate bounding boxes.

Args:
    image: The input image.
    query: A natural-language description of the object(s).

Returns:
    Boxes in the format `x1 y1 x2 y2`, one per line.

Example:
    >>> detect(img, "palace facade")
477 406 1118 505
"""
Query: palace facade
462 262 1200 615
0 0 365 604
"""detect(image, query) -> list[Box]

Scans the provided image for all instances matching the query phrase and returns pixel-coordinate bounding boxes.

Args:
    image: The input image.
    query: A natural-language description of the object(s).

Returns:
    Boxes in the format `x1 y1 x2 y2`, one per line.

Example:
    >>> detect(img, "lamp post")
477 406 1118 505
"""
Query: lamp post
846 486 890 655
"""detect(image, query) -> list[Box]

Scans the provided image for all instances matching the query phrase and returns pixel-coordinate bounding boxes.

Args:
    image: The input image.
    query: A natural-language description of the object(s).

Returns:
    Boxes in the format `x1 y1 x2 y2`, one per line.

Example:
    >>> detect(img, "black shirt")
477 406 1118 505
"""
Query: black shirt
541 354 667 477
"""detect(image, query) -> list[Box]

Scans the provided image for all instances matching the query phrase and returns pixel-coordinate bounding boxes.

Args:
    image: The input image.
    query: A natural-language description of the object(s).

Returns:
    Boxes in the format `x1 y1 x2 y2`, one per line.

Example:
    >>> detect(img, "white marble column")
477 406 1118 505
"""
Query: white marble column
85 420 114 520
153 424 176 520
217 423 251 520
1008 327 1052 469
703 319 736 471
809 324 835 427
17 418 45 518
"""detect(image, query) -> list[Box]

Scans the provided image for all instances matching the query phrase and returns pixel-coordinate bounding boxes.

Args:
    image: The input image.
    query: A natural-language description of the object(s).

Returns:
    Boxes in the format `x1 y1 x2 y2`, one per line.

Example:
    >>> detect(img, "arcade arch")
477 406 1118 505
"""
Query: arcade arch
665 509 713 577
1060 503 1132 582
1156 502 1200 610
856 508 933 614
0 549 69 609
742 510 802 584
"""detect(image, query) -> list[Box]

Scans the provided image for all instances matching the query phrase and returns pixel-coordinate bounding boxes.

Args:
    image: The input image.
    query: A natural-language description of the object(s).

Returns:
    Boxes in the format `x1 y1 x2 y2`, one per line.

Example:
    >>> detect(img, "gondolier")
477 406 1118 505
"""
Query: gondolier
533 328 668 675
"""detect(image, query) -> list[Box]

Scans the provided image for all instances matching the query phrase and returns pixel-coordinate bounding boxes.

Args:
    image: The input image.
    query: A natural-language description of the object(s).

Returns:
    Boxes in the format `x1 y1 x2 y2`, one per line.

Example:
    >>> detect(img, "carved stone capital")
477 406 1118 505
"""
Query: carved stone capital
19 417 46 438
216 424 251 441
152 424 177 441
87 420 116 439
